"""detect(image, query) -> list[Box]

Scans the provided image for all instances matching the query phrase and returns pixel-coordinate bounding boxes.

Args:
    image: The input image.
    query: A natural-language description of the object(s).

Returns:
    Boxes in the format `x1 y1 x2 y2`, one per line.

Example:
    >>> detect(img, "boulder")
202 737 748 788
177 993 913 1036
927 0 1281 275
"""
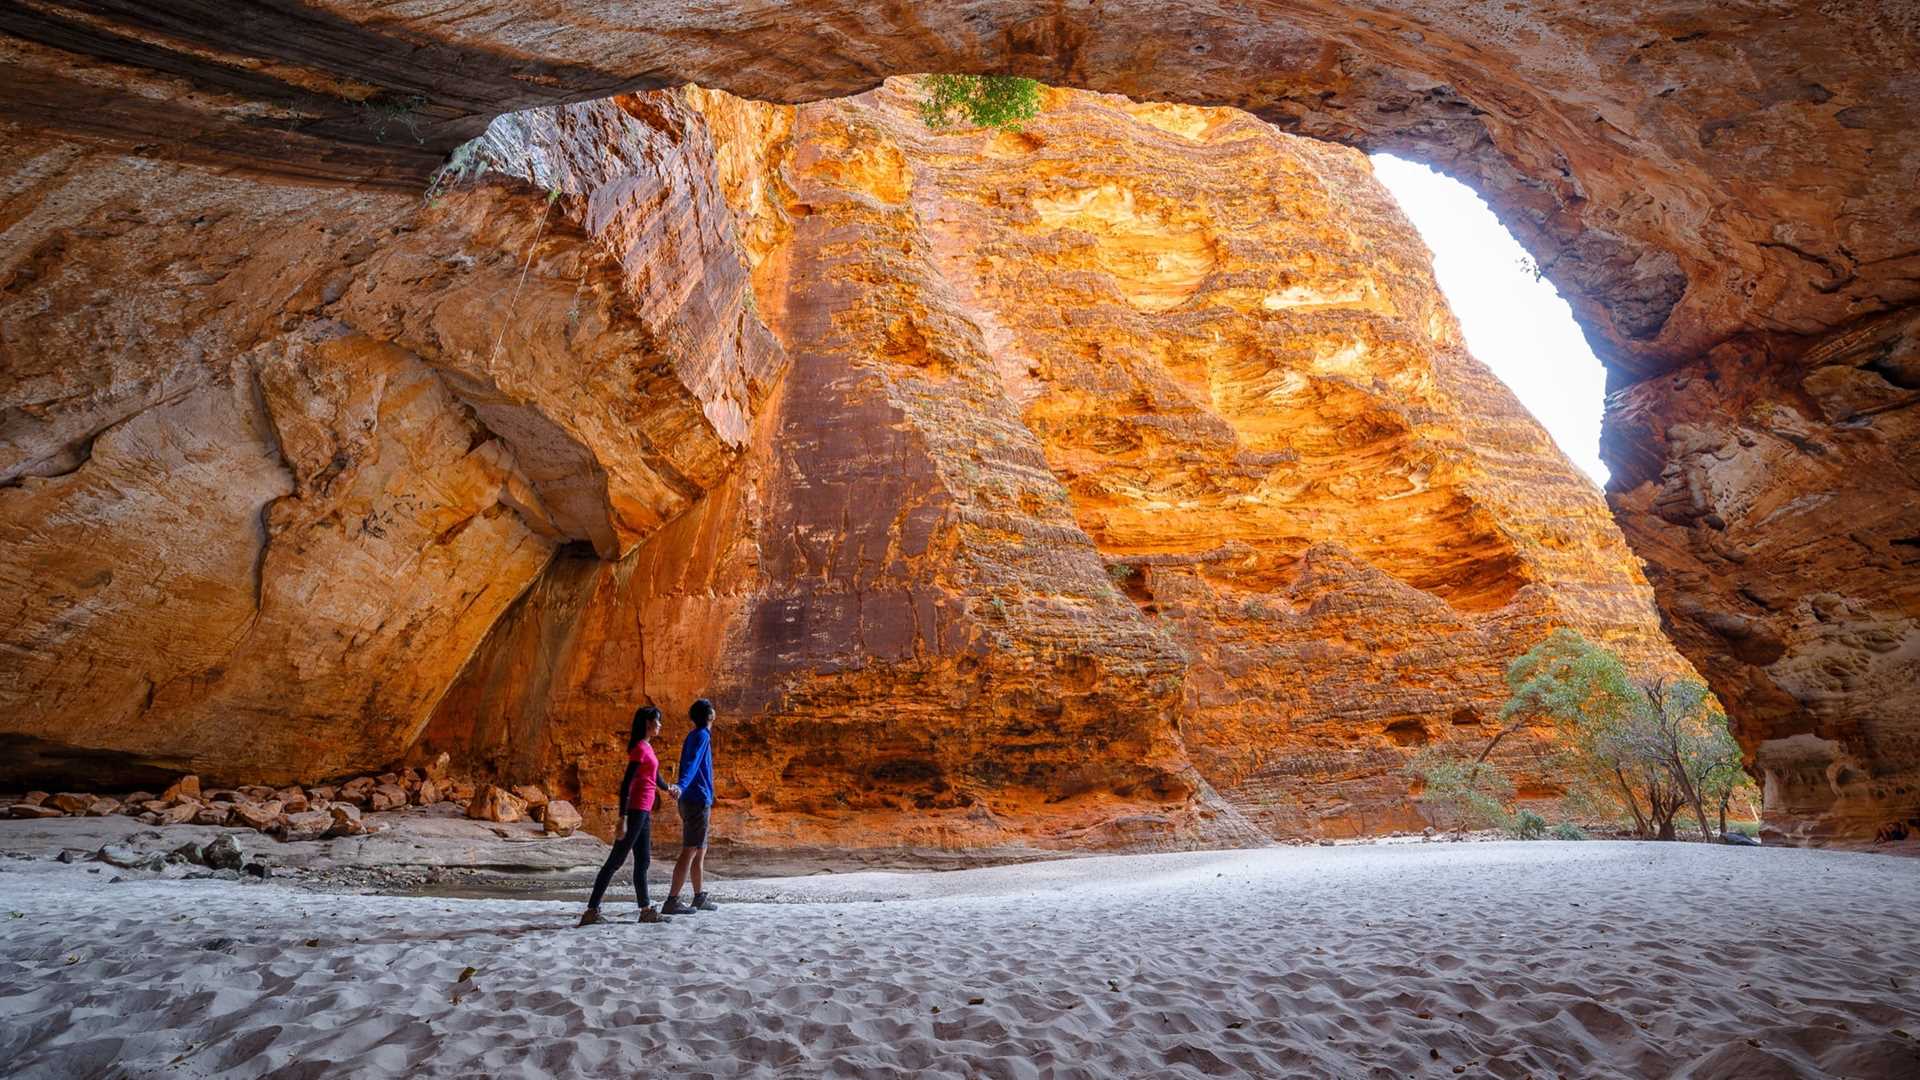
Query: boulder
543 800 584 836
171 841 206 865
161 775 202 804
193 805 231 826
424 752 452 781
368 783 409 812
202 789 238 803
137 812 162 825
139 799 171 815
339 777 376 805
307 785 337 803
465 785 524 823
204 833 245 870
8 804 63 819
239 785 277 801
48 792 92 813
280 791 310 814
21 791 50 806
446 781 476 802
412 779 441 806
229 801 276 831
274 810 332 842
85 797 122 817
376 772 401 788
326 802 364 837
123 791 157 805
511 785 550 812
158 801 201 825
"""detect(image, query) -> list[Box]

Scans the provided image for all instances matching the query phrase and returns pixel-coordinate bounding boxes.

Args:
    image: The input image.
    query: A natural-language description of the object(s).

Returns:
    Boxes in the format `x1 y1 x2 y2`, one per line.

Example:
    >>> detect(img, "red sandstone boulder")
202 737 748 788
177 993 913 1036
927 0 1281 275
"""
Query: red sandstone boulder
326 802 364 836
21 791 49 806
465 785 525 823
8 804 62 819
239 785 277 801
192 805 230 826
280 791 310 814
542 800 584 836
424 752 451 781
339 777 376 805
445 781 476 802
510 785 549 813
412 779 441 806
157 801 200 825
307 785 337 803
161 775 201 804
368 783 408 812
48 793 91 814
84 797 121 817
275 810 332 841
230 802 276 831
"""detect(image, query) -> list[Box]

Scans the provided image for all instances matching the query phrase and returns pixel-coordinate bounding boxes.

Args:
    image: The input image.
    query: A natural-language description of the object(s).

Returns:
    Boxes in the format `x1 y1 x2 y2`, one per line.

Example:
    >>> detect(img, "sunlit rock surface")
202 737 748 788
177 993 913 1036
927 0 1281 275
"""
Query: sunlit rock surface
0 94 779 785
418 84 1693 848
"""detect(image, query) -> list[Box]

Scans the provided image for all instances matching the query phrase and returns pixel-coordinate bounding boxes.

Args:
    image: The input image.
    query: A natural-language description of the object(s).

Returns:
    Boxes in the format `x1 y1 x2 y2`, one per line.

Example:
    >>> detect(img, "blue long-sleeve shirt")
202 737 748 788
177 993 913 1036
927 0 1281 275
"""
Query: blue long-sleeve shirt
677 727 714 807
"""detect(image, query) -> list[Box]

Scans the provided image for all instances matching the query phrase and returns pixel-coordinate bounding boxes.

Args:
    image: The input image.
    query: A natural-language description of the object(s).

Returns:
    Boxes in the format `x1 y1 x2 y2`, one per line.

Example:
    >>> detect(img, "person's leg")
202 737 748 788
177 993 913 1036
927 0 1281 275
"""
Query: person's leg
690 846 705 895
668 846 694 900
582 815 640 922
630 810 652 908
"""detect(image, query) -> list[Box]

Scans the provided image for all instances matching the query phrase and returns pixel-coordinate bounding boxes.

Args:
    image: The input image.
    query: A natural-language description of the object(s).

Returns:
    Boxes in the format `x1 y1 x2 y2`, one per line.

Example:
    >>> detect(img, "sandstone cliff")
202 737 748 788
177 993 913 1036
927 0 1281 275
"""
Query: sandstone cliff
413 83 1697 849
1608 309 1920 842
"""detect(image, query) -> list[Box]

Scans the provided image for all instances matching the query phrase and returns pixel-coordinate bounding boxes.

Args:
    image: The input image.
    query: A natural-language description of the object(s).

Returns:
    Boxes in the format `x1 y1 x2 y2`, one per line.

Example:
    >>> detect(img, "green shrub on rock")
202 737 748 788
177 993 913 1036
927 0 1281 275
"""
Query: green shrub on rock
918 74 1043 131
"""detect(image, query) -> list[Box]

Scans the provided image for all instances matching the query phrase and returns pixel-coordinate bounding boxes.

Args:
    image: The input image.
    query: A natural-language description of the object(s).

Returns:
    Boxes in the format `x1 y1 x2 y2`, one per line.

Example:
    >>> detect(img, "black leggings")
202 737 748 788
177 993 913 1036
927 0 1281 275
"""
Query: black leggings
587 810 652 909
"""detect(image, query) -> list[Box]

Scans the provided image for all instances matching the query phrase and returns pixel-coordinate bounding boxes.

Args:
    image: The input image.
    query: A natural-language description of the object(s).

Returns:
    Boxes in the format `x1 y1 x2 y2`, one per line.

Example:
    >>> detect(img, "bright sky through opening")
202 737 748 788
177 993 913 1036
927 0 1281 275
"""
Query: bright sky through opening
1370 154 1611 486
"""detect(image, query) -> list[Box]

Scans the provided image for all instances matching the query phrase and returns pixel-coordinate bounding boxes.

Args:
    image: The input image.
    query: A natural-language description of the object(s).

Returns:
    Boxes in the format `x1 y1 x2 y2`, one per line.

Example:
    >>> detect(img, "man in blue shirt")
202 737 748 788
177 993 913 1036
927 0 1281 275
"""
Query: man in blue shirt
662 698 719 914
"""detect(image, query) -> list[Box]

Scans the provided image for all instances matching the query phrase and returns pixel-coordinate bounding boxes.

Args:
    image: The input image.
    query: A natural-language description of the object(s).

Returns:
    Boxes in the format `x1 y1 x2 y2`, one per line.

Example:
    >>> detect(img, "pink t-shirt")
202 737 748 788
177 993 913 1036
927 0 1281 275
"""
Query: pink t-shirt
626 741 661 812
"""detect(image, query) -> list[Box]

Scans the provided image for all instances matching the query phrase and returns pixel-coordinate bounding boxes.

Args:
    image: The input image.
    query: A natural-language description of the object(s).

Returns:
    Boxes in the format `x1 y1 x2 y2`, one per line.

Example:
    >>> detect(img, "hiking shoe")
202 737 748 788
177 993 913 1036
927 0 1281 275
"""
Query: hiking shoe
692 892 719 912
660 897 696 916
637 905 670 924
577 907 605 927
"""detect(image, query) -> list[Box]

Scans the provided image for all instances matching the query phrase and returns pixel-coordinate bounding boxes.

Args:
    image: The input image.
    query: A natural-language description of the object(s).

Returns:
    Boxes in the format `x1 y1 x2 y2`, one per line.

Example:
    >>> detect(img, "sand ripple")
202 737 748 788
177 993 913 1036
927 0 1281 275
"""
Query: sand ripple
1 841 1916 1078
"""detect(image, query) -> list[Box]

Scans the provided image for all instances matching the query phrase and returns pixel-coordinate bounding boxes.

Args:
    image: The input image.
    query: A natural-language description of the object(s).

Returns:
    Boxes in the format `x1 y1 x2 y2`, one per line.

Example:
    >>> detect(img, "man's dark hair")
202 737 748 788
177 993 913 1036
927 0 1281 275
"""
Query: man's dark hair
629 704 661 747
689 698 715 729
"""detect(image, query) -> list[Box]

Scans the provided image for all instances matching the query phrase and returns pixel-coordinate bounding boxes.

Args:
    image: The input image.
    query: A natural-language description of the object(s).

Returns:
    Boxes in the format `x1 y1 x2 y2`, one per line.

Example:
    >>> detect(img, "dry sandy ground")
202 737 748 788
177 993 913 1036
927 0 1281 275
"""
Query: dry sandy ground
1 841 1915 1079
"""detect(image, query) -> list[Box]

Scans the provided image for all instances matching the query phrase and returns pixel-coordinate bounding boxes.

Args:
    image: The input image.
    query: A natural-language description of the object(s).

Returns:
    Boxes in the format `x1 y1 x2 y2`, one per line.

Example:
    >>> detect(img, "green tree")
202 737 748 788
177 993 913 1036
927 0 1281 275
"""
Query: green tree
1403 747 1515 835
1501 630 1754 841
917 74 1043 131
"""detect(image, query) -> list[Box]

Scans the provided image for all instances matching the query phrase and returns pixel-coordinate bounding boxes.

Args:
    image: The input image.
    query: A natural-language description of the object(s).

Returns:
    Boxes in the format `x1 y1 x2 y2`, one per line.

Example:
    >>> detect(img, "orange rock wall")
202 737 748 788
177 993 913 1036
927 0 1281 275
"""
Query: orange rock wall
423 84 1695 849
0 94 780 785
1607 309 1920 842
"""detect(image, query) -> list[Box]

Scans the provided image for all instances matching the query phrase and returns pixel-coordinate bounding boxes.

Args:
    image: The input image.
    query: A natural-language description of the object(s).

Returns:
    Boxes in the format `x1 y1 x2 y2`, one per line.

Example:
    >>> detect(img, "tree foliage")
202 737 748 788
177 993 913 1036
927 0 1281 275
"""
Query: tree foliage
1403 748 1515 835
1501 630 1754 841
917 74 1043 131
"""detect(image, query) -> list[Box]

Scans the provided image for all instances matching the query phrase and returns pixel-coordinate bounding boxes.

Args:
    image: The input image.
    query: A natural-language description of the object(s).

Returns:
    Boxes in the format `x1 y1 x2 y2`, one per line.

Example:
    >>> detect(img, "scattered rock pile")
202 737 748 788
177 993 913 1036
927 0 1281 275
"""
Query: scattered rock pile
463 783 583 837
2 754 590 842
5 754 481 842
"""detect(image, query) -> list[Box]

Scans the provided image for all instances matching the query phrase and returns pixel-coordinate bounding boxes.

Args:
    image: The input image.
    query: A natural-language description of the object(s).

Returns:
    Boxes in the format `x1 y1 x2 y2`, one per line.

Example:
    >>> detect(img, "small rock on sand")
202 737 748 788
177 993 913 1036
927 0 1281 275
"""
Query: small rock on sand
205 834 245 871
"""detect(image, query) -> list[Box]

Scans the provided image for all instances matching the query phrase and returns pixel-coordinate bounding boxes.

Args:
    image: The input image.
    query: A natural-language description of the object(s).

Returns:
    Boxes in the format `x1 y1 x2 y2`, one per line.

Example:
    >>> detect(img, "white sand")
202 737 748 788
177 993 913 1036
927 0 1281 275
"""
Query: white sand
1 841 1915 1079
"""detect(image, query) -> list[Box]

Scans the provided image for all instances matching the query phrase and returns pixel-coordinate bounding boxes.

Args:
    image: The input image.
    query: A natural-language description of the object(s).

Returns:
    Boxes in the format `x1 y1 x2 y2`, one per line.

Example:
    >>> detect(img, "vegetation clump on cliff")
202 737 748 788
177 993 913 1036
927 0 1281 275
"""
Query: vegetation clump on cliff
917 74 1043 131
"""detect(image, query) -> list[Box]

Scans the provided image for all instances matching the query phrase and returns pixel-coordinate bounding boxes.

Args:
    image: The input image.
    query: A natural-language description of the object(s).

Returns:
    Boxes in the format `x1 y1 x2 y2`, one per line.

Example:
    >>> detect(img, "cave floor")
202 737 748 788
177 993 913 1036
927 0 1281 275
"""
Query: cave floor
1 842 1915 1078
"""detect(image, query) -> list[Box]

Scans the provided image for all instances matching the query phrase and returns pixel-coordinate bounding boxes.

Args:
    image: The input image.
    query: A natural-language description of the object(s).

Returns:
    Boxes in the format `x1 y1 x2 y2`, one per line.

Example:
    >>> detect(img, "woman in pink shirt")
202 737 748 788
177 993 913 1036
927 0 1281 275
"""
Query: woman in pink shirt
579 705 680 926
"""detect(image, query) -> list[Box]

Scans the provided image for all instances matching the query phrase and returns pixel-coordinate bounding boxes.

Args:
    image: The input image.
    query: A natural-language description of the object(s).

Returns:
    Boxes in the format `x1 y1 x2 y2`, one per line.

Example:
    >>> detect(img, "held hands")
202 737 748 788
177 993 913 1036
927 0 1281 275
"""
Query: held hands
669 784 683 799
